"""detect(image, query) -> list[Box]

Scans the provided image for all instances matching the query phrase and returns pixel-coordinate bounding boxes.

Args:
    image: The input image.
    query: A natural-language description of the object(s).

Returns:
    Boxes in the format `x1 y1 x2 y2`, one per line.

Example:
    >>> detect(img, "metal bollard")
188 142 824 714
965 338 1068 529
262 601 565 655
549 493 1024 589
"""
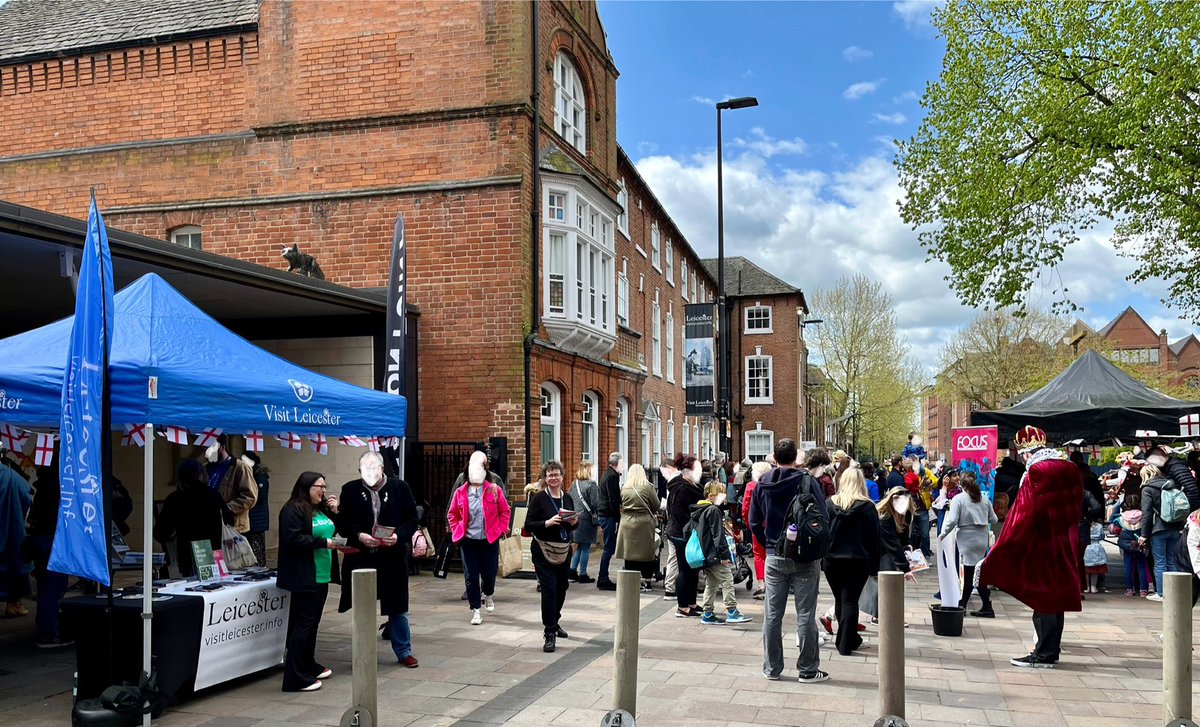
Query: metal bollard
350 569 378 726
878 571 905 720
1164 571 1193 724
612 569 641 717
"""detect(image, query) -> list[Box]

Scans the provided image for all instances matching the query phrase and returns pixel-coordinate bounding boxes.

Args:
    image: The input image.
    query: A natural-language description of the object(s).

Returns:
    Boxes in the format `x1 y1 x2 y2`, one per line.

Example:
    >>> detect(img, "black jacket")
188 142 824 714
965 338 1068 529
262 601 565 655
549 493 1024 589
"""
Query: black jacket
153 483 230 578
994 459 1024 501
525 490 578 543
598 466 622 519
276 501 338 593
1159 456 1200 512
666 475 704 541
748 467 827 551
825 500 882 574
336 477 419 614
1139 477 1185 537
689 502 728 568
879 513 912 573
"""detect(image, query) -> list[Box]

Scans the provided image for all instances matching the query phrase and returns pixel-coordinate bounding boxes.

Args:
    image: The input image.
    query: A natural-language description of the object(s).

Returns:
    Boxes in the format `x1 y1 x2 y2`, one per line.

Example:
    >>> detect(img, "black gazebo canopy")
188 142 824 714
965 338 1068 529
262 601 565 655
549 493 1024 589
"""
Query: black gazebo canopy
970 350 1200 443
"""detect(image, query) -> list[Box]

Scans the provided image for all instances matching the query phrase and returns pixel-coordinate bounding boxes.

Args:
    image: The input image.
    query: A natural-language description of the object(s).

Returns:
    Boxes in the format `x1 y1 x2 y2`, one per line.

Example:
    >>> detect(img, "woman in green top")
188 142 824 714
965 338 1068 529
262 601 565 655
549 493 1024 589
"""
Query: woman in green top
277 472 341 692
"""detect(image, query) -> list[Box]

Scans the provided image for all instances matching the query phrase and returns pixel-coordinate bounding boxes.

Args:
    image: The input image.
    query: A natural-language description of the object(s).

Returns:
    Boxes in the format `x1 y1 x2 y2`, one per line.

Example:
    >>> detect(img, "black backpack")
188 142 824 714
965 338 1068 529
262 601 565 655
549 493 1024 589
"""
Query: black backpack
774 475 831 563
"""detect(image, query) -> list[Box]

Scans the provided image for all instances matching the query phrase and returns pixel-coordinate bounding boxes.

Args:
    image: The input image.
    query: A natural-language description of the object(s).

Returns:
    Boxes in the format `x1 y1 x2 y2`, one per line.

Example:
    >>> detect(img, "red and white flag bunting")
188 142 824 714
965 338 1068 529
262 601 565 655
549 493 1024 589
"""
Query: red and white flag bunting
277 432 302 451
0 424 27 452
194 427 223 449
1181 414 1200 438
244 431 265 452
161 425 190 445
340 435 365 448
34 433 55 467
121 423 147 448
366 436 381 452
309 433 328 456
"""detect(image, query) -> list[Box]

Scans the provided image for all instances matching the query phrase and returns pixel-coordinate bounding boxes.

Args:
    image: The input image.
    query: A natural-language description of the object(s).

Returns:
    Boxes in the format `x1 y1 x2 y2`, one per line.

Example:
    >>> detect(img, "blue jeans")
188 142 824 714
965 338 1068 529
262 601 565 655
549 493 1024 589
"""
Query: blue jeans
30 535 68 642
598 516 618 583
1124 550 1148 593
762 556 821 678
1151 530 1182 596
911 510 932 557
570 543 592 576
389 612 411 659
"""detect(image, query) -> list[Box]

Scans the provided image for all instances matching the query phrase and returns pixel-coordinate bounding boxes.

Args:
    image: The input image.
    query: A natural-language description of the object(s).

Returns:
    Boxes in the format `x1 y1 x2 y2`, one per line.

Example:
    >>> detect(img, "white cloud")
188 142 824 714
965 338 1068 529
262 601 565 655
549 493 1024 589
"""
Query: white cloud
691 95 715 105
893 0 939 29
872 112 908 125
637 141 659 155
893 90 919 103
844 79 885 100
732 127 807 157
842 46 874 63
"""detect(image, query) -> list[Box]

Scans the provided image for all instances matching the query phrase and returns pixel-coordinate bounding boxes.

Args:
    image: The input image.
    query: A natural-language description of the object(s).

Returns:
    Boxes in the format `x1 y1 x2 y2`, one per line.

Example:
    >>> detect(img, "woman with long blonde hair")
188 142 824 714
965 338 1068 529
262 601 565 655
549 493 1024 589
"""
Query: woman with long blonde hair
821 464 881 655
615 464 661 592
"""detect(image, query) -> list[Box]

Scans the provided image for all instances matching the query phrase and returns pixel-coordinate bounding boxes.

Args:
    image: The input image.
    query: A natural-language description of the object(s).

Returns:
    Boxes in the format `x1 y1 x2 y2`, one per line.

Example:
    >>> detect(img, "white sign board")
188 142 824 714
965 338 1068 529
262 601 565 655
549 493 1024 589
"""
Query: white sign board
162 580 290 689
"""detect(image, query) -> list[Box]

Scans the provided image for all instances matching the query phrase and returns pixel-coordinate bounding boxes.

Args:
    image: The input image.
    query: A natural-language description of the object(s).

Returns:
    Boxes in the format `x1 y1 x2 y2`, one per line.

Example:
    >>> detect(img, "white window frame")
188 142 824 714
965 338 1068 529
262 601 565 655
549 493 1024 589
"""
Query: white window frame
553 53 586 153
643 402 660 470
665 310 675 383
745 353 774 405
690 271 698 303
540 383 562 464
651 224 661 271
746 305 773 334
170 225 202 250
617 260 630 327
582 392 599 465
651 297 662 377
666 413 676 459
617 178 629 237
682 421 690 455
746 429 775 463
680 323 687 389
616 398 630 471
542 183 616 338
665 241 674 285
681 259 688 298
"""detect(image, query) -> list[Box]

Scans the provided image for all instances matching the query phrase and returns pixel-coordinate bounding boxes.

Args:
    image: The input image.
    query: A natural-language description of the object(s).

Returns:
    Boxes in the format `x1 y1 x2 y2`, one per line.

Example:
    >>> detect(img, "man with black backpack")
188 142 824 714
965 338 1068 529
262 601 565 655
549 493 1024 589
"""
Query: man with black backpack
749 439 831 684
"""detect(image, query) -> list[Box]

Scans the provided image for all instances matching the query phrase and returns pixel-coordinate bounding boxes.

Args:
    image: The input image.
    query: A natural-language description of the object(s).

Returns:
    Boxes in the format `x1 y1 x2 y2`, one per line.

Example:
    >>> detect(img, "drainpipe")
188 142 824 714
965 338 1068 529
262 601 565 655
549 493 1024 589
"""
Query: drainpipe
524 1 541 489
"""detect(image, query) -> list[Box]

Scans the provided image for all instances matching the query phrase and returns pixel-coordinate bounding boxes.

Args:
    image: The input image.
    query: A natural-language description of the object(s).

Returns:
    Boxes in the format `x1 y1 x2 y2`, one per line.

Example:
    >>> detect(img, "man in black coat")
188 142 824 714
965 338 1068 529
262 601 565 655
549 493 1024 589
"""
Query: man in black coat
595 452 625 591
337 451 420 667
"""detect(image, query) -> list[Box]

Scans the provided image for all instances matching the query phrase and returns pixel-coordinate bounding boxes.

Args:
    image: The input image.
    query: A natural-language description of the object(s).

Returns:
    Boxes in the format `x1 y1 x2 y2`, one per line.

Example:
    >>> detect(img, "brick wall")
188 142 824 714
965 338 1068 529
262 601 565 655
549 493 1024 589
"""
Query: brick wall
730 292 805 461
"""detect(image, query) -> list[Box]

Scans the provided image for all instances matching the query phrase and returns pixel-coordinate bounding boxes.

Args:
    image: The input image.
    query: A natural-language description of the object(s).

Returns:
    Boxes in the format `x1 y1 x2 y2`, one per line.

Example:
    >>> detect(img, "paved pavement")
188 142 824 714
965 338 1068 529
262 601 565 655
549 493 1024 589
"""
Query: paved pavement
2 543 1197 726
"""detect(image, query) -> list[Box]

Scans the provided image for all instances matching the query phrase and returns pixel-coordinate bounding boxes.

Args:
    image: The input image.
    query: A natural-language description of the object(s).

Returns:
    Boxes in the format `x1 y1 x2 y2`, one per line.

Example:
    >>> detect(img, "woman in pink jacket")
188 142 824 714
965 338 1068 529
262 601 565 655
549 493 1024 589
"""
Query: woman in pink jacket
447 452 512 626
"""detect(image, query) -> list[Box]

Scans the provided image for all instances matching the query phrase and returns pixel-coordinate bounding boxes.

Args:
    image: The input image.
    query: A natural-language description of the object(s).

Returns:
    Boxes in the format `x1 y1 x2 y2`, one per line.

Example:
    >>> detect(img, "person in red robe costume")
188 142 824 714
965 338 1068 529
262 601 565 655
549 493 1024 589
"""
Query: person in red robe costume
978 425 1083 668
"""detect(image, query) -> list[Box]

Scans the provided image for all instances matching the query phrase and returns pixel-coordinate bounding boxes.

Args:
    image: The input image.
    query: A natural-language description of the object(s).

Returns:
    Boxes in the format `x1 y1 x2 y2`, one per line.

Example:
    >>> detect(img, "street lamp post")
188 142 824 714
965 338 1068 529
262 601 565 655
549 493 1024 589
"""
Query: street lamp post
716 96 758 460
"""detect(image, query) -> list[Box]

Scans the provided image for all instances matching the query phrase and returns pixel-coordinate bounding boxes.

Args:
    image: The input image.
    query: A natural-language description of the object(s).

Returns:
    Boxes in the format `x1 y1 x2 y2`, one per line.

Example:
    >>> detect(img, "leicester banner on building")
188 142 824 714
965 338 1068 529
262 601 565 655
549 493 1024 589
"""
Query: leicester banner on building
684 304 716 417
50 194 115 586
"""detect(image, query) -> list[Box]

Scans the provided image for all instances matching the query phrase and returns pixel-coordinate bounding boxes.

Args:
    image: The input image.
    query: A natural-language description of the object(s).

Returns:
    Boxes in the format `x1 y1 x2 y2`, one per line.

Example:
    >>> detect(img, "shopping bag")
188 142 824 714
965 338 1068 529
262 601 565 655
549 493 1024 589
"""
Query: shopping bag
685 529 706 569
859 575 879 617
433 540 453 579
221 524 257 571
499 535 523 577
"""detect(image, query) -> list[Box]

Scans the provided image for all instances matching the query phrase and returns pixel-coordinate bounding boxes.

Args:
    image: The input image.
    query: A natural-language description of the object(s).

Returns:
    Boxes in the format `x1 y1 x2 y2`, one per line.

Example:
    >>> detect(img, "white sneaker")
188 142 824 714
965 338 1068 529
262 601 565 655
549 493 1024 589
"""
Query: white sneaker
1147 593 1164 602
470 609 483 625
483 595 495 613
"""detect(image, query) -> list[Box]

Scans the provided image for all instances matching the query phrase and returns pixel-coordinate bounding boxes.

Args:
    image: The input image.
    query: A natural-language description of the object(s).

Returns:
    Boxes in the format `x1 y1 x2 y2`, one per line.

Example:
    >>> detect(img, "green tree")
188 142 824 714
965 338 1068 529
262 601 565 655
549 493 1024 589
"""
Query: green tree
896 1 1200 320
810 275 923 459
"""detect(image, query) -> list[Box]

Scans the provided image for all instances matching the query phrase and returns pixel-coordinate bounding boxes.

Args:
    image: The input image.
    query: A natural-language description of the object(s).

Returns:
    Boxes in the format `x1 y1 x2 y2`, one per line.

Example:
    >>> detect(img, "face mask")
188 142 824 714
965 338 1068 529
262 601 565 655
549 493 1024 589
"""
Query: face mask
659 468 671 482
714 494 727 506
204 443 220 463
360 464 383 486
616 460 626 475
894 495 911 514
910 461 921 473
691 464 703 482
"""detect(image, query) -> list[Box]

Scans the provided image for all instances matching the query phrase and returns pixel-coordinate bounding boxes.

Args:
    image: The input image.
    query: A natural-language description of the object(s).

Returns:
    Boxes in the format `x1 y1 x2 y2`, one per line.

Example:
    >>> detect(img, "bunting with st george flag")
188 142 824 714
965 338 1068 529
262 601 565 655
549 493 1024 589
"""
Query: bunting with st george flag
49 193 115 586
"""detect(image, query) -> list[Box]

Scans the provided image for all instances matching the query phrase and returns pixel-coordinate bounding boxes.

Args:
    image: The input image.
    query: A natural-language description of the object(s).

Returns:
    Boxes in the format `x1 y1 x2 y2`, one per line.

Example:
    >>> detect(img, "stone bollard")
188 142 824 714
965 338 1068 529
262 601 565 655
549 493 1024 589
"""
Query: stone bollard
1164 571 1193 724
350 569 378 726
878 571 905 720
612 569 641 717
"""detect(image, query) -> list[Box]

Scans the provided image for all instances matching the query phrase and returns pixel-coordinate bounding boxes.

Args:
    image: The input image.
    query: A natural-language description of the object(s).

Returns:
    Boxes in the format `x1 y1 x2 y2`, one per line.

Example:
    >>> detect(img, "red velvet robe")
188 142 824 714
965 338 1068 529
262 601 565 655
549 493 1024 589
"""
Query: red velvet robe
979 454 1083 613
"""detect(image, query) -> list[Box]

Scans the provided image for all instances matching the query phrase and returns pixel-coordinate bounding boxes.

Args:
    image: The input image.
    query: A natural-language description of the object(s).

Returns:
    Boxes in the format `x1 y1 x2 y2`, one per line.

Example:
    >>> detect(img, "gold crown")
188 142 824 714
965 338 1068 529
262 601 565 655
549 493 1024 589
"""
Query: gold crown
1014 425 1047 451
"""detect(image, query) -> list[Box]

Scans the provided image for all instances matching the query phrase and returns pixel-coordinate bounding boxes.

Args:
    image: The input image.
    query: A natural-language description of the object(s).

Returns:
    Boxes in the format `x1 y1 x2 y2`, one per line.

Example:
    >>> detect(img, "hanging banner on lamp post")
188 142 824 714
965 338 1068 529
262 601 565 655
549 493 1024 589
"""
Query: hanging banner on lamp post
384 214 407 398
951 425 999 501
685 304 716 417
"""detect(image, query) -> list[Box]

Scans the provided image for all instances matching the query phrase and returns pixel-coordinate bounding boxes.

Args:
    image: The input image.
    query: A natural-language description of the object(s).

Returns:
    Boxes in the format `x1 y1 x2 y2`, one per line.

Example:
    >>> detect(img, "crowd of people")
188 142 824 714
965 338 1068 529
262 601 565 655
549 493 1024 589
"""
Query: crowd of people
9 424 1200 696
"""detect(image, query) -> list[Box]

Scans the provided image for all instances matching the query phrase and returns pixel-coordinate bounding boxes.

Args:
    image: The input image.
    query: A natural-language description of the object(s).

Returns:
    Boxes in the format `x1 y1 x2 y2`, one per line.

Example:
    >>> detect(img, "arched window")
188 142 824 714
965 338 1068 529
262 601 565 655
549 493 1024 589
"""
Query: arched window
540 383 561 464
554 53 586 153
170 225 202 250
582 391 599 465
615 398 629 473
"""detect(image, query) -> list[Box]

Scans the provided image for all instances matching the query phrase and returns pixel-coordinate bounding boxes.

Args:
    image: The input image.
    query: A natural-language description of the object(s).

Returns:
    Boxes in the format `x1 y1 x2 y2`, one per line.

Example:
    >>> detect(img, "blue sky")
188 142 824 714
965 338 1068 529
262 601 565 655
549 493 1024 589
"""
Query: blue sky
598 0 1198 363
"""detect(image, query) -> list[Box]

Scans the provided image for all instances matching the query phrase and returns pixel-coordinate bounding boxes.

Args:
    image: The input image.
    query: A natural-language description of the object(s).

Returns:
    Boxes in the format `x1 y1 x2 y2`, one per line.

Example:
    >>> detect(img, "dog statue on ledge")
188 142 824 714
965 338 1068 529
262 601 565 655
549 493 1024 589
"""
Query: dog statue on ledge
282 244 325 280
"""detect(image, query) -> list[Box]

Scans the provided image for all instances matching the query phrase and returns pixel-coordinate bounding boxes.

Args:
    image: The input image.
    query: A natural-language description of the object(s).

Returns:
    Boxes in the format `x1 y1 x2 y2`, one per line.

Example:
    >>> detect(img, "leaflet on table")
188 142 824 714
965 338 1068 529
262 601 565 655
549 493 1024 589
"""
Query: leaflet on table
191 540 218 582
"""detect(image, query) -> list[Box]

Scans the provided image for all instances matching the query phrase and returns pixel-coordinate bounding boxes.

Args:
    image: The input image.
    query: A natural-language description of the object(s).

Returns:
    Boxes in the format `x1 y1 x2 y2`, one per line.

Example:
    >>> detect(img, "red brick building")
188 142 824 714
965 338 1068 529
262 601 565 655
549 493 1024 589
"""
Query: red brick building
0 0 759 491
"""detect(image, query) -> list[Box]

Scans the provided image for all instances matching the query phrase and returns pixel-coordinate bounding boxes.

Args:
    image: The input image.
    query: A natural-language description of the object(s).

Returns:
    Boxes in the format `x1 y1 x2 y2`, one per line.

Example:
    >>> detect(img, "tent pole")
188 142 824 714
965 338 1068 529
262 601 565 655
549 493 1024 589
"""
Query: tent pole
142 424 154 727
397 437 406 480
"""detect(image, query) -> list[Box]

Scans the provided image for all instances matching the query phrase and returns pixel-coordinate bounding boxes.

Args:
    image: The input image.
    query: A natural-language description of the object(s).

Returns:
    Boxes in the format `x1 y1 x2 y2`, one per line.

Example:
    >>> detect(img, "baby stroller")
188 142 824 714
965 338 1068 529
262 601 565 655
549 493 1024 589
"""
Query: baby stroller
728 513 755 592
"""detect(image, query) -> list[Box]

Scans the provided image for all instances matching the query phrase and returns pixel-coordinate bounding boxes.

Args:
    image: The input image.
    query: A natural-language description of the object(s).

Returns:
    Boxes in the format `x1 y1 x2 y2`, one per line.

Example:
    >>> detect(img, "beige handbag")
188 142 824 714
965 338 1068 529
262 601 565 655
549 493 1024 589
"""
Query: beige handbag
532 536 571 565
499 535 523 577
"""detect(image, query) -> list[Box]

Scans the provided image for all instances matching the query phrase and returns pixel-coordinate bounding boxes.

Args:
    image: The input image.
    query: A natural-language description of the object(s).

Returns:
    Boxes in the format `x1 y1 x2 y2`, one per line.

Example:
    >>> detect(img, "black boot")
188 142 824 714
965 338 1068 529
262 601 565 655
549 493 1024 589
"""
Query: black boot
543 634 556 653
